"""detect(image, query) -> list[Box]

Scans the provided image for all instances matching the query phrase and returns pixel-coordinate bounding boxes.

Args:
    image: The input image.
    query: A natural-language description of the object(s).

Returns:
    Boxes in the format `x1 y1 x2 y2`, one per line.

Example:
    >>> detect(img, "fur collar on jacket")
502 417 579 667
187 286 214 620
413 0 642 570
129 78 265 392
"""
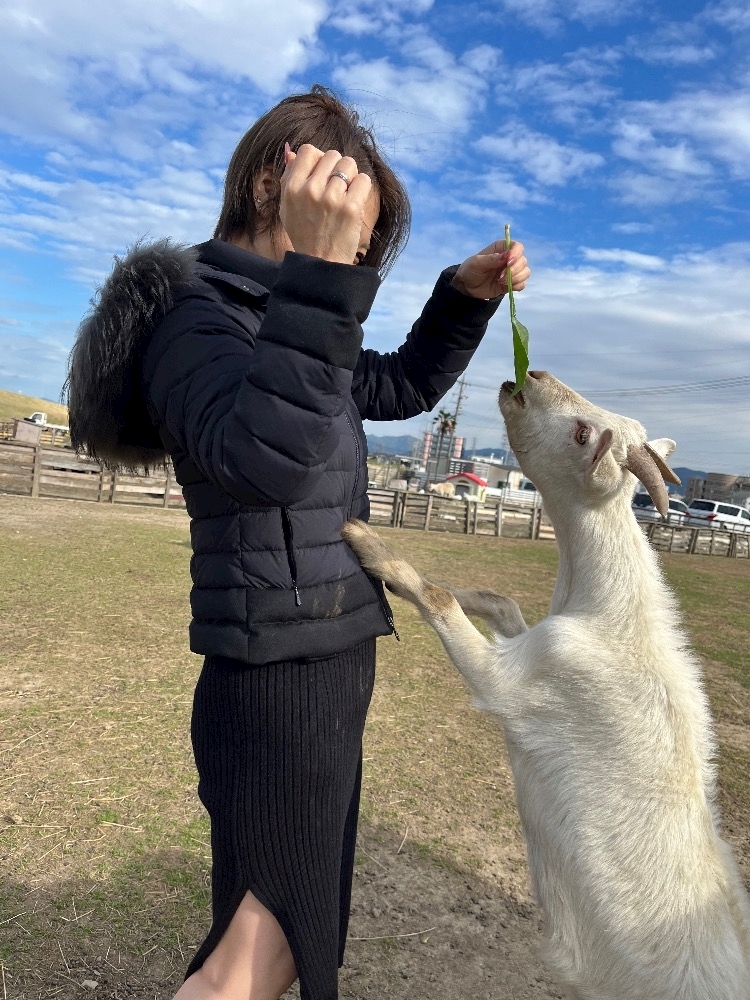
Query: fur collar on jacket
65 239 198 470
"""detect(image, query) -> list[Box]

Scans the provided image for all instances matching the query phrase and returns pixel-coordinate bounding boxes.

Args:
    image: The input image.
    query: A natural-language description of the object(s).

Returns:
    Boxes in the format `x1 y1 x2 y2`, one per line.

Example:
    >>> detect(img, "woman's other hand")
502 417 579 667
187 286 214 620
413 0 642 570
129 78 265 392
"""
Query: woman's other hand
451 240 530 299
280 143 378 266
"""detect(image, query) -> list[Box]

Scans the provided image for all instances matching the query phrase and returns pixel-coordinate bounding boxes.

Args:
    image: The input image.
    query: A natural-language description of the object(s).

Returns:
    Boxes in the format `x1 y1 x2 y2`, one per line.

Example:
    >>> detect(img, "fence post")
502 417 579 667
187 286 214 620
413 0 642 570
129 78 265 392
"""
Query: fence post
472 501 479 535
529 503 542 540
687 529 698 554
728 533 737 558
31 445 42 498
109 469 118 503
390 491 399 527
398 492 407 528
98 464 107 502
495 503 503 538
424 494 434 531
163 465 173 508
464 500 471 534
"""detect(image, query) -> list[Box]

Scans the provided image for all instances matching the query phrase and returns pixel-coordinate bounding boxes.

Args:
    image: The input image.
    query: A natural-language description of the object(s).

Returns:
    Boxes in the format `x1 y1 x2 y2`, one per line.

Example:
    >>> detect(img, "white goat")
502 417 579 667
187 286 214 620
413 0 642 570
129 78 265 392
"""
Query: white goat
343 371 750 1000
429 481 456 498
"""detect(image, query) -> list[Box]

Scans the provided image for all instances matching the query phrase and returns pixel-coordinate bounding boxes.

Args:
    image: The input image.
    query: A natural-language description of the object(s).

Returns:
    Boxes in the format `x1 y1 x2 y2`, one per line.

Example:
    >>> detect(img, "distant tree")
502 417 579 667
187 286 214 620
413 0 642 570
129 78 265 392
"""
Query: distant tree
432 408 457 466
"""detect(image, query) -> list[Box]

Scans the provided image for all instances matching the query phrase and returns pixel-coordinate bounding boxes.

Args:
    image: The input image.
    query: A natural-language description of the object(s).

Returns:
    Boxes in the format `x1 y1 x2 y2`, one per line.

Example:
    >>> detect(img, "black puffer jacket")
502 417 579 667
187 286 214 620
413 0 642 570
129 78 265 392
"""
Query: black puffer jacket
68 238 501 664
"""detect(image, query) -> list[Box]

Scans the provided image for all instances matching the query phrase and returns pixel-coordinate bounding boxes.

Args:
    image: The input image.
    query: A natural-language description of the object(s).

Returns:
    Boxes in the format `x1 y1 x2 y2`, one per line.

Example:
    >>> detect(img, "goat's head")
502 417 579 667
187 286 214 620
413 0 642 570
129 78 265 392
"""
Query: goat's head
499 371 680 516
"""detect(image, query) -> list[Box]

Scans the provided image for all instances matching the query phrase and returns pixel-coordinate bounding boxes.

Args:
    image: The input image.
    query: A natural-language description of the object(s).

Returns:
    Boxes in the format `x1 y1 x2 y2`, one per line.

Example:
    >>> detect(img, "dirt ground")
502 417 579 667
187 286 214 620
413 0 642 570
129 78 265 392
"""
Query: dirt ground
1 495 749 999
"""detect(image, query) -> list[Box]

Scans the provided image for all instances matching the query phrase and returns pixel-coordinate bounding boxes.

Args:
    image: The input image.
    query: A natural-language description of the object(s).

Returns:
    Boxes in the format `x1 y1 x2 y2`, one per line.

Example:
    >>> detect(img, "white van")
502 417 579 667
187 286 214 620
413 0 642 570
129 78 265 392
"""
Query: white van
686 500 750 532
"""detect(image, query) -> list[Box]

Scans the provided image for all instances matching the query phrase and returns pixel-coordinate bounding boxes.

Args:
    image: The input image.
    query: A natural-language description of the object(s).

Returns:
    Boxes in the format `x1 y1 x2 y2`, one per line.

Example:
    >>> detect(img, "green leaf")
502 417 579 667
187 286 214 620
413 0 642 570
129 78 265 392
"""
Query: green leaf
504 224 529 395
512 317 529 392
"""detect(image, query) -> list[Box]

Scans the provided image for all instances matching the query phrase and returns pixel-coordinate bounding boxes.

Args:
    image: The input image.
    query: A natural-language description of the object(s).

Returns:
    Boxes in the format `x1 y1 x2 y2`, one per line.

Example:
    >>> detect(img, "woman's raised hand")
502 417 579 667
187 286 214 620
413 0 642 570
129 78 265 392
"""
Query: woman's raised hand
280 143 374 266
452 240 530 300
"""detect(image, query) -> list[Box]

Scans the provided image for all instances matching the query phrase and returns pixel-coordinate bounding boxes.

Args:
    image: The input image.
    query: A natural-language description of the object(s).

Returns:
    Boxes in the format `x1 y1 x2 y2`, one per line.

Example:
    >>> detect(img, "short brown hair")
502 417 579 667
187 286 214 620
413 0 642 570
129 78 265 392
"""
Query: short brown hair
214 85 410 275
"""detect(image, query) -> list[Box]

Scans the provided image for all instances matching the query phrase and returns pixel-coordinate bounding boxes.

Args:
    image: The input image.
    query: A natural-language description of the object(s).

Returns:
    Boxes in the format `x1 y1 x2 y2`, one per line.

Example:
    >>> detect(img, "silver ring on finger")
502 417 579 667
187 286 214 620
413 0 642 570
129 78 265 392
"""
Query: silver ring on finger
330 170 351 188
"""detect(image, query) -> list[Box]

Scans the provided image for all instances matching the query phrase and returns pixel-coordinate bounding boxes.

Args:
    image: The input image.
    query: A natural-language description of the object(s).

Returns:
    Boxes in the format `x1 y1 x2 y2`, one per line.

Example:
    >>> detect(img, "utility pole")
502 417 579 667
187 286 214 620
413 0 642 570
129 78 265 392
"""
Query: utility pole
445 377 467 473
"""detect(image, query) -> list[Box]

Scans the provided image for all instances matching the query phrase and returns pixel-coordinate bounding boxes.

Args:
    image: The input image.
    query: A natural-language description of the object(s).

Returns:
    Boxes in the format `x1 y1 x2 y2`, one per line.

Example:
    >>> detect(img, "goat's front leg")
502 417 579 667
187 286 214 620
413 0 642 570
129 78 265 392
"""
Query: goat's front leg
447 587 528 638
342 520 514 706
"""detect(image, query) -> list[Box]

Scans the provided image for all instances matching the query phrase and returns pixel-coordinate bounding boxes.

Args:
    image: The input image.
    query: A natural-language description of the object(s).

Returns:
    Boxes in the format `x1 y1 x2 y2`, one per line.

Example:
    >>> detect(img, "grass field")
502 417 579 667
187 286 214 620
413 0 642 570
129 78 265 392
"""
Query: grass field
0 389 69 427
1 493 748 998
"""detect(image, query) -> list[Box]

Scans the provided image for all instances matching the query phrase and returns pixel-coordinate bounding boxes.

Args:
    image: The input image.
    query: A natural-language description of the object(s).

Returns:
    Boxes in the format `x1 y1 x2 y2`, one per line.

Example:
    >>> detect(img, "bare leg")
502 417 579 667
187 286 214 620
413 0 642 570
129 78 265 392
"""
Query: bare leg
173 890 297 1000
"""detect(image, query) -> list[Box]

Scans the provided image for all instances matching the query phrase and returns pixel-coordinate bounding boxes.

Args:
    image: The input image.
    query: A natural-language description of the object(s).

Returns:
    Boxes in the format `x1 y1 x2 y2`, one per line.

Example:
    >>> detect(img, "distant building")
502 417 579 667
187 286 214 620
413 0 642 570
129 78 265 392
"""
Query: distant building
686 473 750 508
420 430 465 483
449 456 525 491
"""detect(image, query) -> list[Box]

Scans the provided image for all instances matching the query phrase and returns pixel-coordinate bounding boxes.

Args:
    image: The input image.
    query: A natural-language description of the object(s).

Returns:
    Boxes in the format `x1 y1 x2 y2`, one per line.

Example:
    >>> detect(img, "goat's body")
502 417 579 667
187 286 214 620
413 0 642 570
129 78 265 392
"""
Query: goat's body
343 372 750 996
495 617 750 999
342 505 750 998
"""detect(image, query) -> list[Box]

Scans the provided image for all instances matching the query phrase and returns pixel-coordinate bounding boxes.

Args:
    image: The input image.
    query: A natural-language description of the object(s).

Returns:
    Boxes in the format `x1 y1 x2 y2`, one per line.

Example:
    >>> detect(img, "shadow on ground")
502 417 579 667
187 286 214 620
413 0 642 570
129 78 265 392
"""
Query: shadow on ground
1 826 560 1000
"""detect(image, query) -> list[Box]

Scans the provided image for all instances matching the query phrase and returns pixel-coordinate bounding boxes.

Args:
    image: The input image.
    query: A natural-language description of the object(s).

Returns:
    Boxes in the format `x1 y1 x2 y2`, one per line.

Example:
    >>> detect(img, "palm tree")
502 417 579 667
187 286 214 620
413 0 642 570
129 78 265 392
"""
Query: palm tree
429 409 456 483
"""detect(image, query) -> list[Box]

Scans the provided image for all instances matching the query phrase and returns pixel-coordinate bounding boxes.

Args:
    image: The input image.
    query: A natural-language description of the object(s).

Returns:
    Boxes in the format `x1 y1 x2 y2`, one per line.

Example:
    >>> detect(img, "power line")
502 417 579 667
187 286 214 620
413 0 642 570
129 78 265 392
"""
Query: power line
459 375 750 399
582 375 750 397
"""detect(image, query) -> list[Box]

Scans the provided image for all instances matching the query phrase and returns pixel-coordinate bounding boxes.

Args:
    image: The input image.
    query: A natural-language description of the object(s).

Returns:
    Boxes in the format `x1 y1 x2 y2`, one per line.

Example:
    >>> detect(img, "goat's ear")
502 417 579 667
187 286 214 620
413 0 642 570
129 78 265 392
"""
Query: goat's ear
646 438 681 486
591 428 613 474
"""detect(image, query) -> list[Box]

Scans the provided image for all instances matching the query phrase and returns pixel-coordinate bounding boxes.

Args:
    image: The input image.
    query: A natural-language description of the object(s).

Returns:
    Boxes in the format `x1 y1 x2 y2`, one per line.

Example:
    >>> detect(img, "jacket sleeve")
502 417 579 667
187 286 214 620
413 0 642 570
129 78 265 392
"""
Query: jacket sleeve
144 253 380 506
351 266 502 421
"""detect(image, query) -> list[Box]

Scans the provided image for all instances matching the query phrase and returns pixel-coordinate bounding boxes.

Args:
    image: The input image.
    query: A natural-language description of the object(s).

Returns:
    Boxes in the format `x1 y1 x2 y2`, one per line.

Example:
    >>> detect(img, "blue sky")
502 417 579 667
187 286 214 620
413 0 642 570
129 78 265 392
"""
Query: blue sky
1 0 749 474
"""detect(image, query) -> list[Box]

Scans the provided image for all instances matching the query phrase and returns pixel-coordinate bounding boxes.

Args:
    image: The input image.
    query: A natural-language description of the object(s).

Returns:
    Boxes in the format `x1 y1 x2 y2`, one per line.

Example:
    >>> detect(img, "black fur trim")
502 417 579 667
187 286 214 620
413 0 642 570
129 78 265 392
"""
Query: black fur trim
64 239 198 472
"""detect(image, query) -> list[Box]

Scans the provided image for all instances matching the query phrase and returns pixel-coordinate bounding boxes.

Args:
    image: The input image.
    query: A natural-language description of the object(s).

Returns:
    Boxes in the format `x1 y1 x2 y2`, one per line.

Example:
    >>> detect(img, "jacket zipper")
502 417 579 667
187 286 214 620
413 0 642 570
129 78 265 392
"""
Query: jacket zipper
372 577 400 641
344 408 360 520
280 506 301 607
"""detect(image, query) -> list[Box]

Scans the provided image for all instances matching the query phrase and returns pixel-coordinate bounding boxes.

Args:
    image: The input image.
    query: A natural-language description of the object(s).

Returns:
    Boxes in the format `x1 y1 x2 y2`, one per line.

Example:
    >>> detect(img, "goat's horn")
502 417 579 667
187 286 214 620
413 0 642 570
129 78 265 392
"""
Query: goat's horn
644 443 681 486
624 444 670 516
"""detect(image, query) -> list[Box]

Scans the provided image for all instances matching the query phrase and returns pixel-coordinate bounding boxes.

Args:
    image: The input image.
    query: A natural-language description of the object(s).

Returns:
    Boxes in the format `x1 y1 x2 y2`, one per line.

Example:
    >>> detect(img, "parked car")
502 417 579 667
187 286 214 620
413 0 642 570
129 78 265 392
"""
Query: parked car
632 495 690 524
685 500 750 532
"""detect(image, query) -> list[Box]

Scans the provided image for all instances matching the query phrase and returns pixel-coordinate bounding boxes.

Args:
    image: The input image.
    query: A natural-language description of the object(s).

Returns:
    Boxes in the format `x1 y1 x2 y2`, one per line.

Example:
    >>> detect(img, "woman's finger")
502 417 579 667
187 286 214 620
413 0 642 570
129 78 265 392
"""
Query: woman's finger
283 143 329 193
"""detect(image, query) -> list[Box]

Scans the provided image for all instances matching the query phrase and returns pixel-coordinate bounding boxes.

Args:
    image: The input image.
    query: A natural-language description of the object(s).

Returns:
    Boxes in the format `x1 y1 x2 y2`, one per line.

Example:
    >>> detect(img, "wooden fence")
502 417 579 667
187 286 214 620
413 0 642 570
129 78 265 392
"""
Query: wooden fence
367 488 553 541
0 443 747 558
639 519 750 559
0 441 184 508
0 420 70 448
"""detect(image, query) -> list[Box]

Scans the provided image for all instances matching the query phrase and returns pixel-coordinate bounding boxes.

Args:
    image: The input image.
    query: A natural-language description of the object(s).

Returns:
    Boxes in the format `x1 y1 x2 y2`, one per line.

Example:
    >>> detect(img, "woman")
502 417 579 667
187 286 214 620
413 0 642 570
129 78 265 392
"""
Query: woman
66 86 530 1000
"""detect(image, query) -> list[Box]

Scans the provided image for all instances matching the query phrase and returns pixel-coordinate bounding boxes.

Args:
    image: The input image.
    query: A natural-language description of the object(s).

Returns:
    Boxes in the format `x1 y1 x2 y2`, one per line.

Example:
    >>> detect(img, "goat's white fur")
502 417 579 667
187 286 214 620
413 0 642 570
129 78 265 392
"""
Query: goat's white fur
343 372 750 1000
428 481 456 497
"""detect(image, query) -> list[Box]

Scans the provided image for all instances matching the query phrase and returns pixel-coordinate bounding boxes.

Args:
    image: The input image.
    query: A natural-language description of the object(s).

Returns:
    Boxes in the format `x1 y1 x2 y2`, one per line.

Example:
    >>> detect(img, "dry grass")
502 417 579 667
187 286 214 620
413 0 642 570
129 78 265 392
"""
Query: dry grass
1 494 748 997
0 390 68 426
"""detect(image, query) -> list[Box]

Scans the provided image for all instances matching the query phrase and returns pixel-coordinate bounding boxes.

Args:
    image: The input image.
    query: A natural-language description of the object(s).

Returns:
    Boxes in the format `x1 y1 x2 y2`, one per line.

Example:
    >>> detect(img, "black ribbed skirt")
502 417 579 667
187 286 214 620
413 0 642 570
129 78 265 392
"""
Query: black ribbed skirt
185 639 376 999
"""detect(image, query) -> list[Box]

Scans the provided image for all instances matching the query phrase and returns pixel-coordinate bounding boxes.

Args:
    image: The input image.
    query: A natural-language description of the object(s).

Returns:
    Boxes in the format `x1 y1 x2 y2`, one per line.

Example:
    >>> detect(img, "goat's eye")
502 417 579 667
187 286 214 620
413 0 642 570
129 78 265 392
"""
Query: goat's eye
575 423 590 446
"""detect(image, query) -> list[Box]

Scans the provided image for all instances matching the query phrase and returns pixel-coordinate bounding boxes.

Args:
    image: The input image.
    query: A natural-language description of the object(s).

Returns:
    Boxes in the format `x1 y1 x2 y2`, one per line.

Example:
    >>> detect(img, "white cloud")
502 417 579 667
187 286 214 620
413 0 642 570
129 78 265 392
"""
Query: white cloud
0 325 73 401
476 124 604 186
704 1 750 32
5 0 327 84
611 122 711 178
364 242 750 472
611 171 707 208
619 90 750 181
0 0 328 147
635 43 716 66
611 222 655 235
332 41 501 165
580 247 666 270
507 48 621 126
494 0 640 32
0 161 222 285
